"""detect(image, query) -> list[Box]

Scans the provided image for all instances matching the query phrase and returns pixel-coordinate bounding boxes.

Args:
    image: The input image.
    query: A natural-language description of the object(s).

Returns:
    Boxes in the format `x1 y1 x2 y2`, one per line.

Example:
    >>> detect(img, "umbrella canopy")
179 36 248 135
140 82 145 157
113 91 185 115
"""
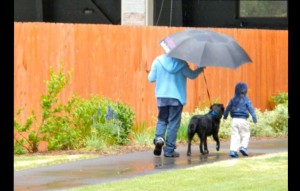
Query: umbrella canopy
160 29 252 69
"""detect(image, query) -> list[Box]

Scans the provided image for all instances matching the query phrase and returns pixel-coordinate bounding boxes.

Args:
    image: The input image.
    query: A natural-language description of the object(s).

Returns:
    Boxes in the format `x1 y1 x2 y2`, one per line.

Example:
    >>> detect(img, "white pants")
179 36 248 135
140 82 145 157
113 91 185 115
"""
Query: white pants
230 118 250 151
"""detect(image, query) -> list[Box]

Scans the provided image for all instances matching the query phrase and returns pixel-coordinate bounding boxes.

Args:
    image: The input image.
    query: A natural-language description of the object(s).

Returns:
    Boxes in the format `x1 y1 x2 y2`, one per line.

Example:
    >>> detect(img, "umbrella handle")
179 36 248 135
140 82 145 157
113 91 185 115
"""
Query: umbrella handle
202 70 212 107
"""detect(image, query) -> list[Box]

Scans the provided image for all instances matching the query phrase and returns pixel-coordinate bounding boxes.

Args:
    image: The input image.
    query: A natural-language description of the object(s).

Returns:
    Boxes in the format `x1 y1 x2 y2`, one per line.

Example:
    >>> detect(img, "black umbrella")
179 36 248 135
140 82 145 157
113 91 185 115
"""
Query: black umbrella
160 28 252 69
160 28 252 106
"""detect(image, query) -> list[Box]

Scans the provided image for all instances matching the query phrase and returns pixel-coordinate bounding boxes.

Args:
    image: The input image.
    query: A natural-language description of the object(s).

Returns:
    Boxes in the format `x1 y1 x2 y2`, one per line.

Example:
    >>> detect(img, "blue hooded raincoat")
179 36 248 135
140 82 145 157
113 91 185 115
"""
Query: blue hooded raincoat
223 82 257 123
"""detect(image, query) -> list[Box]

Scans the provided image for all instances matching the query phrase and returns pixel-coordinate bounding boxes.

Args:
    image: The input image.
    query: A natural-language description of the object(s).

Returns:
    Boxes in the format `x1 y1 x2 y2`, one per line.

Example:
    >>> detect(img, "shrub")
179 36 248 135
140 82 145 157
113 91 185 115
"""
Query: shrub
14 109 39 153
72 96 135 147
269 92 288 109
14 64 136 153
38 66 80 150
177 101 288 143
129 122 154 146
87 104 135 147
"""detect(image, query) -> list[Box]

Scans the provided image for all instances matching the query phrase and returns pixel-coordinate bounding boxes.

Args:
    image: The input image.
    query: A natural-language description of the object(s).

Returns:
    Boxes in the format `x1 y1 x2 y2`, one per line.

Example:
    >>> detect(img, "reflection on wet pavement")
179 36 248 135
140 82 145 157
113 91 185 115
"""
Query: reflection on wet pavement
14 138 287 191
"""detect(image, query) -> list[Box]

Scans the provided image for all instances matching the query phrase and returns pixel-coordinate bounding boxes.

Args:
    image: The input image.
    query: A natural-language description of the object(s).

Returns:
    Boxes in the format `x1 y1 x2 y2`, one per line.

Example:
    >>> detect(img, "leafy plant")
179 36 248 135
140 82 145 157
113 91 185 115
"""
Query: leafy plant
130 122 154 146
111 103 135 144
14 64 80 152
177 101 288 143
14 109 39 153
14 64 136 153
269 92 288 109
39 66 81 150
72 96 135 147
89 104 134 147
262 104 288 135
177 112 194 143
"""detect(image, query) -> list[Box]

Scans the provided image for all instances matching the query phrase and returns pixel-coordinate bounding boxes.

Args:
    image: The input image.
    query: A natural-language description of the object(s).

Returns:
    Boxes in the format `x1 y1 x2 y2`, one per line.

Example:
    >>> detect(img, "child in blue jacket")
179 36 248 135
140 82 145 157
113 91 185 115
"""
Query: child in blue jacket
223 82 257 158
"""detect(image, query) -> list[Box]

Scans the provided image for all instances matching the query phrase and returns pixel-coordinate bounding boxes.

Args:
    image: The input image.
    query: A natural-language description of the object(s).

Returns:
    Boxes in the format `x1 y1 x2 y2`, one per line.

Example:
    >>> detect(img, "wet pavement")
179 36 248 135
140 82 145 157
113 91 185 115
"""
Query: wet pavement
14 138 288 191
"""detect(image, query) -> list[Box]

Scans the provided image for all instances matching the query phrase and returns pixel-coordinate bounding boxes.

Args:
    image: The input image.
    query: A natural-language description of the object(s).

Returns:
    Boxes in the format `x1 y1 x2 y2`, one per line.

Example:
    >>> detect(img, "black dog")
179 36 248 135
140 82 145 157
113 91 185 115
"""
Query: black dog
187 103 224 156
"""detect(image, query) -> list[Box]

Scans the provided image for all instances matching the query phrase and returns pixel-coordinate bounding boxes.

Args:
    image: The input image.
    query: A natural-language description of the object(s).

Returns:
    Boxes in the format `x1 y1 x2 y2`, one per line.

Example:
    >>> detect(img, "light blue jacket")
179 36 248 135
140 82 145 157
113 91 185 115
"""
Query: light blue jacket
148 54 203 105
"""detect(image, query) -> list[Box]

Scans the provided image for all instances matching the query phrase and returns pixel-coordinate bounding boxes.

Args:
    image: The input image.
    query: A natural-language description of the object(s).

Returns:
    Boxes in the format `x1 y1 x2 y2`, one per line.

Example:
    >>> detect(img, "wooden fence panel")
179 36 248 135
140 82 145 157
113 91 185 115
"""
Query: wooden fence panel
14 22 288 127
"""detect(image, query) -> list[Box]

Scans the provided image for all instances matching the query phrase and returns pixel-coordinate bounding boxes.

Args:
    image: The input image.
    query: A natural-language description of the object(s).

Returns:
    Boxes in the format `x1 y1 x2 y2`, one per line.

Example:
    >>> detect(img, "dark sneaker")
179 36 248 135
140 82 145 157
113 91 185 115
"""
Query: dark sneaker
164 151 180 158
239 147 249 156
153 137 164 156
229 151 239 158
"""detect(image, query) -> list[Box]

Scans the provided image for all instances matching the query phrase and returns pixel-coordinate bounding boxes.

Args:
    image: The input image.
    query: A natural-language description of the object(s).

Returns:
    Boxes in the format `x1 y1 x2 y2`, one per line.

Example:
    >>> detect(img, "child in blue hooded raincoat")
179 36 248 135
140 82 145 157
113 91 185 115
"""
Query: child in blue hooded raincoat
223 82 257 158
148 54 204 157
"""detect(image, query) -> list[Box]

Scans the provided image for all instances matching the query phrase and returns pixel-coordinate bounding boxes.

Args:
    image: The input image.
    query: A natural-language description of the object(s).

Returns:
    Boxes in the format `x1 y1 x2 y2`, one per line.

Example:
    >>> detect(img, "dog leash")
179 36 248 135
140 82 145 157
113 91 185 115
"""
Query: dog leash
202 70 212 107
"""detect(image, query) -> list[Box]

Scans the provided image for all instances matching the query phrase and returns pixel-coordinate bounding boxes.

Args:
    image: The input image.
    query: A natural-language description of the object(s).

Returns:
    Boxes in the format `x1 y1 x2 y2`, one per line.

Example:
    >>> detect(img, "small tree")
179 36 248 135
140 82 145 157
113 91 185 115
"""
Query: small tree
14 64 75 153
14 109 39 154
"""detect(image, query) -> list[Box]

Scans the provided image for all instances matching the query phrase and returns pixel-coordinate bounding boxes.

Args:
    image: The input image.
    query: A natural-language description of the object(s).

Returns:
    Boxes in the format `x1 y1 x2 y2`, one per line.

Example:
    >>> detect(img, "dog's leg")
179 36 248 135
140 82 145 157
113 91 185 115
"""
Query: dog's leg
203 135 209 155
213 133 220 151
199 133 204 154
187 136 193 156
187 128 195 156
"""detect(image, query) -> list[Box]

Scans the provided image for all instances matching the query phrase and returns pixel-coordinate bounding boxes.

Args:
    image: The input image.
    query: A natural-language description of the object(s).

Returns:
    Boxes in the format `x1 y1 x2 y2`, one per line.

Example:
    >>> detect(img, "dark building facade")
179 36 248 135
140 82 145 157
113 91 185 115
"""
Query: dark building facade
14 0 288 29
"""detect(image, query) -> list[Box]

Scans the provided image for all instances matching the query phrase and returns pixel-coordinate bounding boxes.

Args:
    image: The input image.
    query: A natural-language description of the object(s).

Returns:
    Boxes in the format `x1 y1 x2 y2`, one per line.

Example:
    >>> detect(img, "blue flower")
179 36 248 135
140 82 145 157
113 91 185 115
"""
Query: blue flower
97 108 101 116
105 105 114 120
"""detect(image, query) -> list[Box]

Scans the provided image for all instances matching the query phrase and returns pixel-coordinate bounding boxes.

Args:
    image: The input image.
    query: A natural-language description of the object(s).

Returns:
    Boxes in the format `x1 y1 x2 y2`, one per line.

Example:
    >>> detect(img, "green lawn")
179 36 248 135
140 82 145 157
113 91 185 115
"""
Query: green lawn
68 152 288 191
14 154 99 171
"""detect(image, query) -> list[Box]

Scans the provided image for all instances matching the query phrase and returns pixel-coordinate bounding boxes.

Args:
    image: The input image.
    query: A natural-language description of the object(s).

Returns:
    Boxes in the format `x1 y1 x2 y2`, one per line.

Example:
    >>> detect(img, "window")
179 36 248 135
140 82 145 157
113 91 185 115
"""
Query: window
239 0 287 18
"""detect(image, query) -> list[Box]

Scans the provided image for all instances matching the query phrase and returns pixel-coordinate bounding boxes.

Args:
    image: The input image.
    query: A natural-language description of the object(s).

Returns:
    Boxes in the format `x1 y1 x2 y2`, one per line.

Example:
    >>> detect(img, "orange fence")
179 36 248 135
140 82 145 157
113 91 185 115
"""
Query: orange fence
14 22 288 127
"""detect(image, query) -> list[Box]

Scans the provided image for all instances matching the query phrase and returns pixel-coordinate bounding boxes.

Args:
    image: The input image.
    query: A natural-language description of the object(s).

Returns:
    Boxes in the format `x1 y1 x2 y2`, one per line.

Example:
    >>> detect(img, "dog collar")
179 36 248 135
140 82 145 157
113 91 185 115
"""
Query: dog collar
210 110 218 118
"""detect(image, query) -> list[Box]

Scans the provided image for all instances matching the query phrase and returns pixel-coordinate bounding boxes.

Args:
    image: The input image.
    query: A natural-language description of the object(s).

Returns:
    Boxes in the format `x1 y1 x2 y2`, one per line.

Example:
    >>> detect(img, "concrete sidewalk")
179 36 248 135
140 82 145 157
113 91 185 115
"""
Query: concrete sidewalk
14 138 288 191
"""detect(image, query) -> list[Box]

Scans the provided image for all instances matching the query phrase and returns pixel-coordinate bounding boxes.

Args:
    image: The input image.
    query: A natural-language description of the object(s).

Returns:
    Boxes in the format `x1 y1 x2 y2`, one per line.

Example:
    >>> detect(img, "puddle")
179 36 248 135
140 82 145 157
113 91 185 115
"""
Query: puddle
14 138 287 191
